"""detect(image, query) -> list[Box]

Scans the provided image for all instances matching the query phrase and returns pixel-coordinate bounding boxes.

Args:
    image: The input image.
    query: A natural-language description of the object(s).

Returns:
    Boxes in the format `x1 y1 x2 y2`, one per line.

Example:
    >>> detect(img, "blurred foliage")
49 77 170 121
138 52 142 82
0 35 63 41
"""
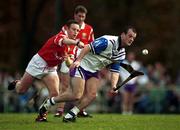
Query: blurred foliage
0 0 180 78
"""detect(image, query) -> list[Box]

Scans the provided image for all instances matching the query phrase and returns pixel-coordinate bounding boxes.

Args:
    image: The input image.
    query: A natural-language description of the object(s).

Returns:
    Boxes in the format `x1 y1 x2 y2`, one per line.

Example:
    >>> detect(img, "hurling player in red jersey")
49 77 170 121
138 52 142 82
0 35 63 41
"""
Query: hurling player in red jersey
55 5 94 118
7 20 84 122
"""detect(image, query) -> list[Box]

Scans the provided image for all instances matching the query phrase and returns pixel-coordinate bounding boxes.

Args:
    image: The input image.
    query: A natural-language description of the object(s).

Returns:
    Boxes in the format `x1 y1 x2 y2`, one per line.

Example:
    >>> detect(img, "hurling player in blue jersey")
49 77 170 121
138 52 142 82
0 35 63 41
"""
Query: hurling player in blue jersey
38 26 137 122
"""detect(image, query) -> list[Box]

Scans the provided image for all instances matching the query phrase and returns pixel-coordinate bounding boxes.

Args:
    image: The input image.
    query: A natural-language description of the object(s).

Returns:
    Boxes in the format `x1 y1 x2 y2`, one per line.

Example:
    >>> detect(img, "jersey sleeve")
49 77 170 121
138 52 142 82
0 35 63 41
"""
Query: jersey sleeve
109 62 121 73
89 37 108 54
54 32 66 46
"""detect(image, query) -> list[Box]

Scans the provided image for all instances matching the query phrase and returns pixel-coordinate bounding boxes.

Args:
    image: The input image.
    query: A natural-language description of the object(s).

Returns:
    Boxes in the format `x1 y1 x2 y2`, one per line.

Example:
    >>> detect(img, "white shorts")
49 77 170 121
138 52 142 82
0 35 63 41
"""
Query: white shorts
26 54 57 79
59 61 69 73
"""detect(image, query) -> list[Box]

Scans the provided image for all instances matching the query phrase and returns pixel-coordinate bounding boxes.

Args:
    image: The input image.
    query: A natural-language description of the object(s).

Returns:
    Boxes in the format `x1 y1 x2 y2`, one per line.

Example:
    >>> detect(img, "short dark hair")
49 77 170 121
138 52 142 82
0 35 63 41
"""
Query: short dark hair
74 5 87 14
122 26 137 34
66 19 79 28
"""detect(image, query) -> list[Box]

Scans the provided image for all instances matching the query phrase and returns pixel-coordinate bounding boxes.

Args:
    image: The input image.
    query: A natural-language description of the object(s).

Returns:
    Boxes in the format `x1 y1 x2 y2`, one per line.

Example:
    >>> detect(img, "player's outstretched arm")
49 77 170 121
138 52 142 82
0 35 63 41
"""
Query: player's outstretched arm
62 38 84 48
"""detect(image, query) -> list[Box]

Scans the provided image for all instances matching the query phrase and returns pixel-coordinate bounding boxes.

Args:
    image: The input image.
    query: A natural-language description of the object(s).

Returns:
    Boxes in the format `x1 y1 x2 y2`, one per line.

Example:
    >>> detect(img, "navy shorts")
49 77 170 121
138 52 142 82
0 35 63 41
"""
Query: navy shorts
70 66 99 80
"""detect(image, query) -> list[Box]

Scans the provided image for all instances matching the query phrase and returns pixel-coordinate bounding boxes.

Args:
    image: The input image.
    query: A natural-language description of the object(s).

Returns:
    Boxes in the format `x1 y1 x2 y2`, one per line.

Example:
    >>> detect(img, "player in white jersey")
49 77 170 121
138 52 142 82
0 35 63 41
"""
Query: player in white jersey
38 26 137 122
55 5 94 117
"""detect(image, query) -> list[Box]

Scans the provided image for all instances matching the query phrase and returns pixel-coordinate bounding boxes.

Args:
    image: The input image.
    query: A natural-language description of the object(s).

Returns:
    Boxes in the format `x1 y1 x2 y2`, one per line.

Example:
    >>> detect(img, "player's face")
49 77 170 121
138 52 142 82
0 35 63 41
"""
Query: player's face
74 12 86 25
67 23 80 39
122 29 137 46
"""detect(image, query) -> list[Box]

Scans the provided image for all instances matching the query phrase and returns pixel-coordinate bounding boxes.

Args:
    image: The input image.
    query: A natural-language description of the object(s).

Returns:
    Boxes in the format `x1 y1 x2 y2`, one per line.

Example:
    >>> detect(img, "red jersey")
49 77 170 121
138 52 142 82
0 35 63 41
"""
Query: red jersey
77 22 94 45
38 31 76 67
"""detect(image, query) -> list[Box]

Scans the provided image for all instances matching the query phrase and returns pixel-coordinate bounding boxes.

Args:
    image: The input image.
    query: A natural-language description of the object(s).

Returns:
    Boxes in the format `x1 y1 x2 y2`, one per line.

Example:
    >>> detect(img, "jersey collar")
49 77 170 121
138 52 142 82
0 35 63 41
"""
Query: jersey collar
80 22 85 29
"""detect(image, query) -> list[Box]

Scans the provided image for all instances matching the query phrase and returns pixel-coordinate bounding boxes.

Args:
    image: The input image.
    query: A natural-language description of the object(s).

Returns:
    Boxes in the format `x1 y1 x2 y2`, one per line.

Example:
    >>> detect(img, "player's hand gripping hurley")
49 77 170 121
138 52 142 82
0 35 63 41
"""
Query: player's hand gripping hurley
99 54 144 91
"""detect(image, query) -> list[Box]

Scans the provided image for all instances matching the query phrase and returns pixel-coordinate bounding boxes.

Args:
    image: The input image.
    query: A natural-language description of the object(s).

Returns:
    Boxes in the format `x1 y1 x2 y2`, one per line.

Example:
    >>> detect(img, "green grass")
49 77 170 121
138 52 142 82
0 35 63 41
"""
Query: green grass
0 113 180 130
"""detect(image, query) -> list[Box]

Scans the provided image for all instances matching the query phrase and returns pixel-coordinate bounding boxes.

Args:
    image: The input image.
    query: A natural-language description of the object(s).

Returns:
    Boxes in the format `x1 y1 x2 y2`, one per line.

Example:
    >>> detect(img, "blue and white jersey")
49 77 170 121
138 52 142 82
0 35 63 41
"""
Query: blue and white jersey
80 35 126 73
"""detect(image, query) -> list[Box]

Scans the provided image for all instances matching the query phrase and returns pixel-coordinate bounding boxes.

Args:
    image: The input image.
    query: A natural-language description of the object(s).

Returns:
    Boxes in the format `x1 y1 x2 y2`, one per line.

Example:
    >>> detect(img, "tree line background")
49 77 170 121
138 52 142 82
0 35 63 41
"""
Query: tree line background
0 0 180 80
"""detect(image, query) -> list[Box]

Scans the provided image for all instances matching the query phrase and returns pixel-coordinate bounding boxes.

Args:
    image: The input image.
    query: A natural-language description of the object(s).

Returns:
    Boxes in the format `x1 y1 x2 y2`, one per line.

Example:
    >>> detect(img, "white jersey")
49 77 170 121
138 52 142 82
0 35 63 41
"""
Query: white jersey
80 35 126 73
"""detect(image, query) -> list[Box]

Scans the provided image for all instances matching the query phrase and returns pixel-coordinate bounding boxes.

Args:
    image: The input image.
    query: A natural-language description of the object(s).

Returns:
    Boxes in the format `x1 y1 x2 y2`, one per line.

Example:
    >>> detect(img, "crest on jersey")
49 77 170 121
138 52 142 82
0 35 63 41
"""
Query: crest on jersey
82 33 87 39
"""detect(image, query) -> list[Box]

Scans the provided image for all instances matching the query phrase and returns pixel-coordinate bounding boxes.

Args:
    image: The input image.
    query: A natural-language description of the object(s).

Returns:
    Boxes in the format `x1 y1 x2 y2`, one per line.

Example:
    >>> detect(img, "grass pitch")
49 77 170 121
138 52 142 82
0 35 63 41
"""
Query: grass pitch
0 113 180 130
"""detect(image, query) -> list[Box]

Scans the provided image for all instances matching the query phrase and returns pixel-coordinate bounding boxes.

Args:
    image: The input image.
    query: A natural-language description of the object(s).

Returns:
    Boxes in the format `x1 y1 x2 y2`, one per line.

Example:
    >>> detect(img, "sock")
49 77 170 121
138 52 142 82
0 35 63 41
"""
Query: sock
64 106 80 118
50 97 56 105
46 97 55 107
71 106 80 115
